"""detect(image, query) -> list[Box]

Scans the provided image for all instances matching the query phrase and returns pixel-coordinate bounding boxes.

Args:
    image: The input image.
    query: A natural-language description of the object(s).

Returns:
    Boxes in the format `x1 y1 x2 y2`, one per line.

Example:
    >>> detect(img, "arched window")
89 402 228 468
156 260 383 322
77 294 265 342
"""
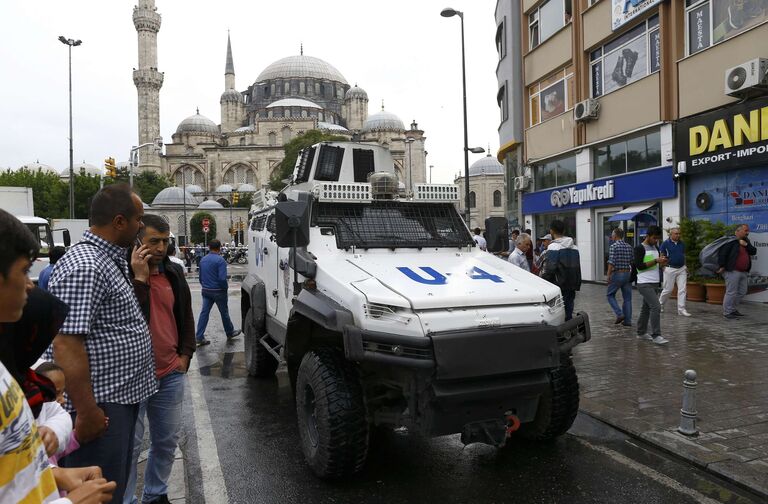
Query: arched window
174 165 203 187
177 215 187 238
225 164 255 185
469 191 476 208
268 132 277 146
493 190 502 207
300 82 305 94
284 109 291 118
282 127 291 144
239 137 246 146
284 82 290 94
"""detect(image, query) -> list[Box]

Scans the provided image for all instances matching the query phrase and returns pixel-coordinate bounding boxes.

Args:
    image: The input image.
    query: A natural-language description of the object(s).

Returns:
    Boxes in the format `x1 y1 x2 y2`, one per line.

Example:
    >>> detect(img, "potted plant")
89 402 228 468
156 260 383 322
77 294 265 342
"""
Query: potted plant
698 220 737 304
679 218 705 302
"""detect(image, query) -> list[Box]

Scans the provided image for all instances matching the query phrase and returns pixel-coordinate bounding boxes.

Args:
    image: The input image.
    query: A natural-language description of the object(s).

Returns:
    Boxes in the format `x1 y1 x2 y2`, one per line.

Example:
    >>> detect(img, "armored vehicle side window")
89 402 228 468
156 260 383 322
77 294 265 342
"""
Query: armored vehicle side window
295 146 316 183
315 145 344 181
253 214 266 231
266 214 276 234
352 149 375 182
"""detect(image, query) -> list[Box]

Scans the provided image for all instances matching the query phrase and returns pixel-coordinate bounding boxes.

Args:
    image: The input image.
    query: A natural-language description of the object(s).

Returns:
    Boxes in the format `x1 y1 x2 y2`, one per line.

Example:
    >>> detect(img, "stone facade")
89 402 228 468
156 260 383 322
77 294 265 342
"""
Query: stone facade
133 0 163 172
455 155 507 230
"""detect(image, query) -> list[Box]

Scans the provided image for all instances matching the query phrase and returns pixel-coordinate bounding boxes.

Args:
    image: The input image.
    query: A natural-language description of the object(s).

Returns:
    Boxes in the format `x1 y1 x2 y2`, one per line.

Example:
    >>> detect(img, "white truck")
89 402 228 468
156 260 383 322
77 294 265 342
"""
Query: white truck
0 187 72 281
241 142 590 479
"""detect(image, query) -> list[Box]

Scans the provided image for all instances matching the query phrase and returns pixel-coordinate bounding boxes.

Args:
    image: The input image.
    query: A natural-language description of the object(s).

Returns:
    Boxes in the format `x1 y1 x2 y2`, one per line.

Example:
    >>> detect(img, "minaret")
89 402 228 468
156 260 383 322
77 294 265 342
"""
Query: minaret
133 0 164 172
220 32 244 133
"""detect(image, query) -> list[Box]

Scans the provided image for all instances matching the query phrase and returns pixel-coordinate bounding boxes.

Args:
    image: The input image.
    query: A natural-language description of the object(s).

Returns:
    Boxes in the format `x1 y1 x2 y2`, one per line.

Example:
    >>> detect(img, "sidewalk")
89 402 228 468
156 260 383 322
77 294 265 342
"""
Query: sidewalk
572 283 768 498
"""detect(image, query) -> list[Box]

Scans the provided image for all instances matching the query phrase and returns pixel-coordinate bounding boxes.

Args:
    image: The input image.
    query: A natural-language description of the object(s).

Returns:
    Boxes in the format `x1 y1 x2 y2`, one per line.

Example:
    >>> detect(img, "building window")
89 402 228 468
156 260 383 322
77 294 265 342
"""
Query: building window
284 109 291 118
239 137 245 146
284 82 290 94
469 191 476 208
533 154 576 190
493 190 502 207
497 83 508 123
590 15 660 98
495 19 506 60
686 0 768 55
263 86 270 98
268 132 276 146
282 127 292 144
529 0 572 50
593 129 661 179
528 66 574 127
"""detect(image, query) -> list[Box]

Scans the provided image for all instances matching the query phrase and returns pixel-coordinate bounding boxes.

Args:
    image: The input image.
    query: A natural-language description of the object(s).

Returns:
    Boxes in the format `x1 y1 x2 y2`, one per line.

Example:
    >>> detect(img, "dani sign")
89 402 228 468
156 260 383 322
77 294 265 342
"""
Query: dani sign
676 97 768 174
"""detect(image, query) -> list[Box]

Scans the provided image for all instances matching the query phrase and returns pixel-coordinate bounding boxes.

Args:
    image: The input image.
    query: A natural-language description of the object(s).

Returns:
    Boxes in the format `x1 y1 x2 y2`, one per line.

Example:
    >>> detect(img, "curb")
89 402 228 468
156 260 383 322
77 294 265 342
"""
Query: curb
578 409 768 500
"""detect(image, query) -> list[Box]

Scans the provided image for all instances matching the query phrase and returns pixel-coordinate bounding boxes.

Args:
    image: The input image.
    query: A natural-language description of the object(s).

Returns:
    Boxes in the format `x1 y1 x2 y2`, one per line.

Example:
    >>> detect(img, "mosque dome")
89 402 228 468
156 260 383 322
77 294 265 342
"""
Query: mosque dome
198 199 224 209
318 122 350 134
362 109 405 133
20 161 57 174
151 186 197 206
185 184 204 194
237 183 257 192
215 183 235 193
220 89 243 104
345 85 368 100
234 125 255 133
60 162 103 178
469 155 504 176
256 54 347 84
266 98 322 109
176 111 219 135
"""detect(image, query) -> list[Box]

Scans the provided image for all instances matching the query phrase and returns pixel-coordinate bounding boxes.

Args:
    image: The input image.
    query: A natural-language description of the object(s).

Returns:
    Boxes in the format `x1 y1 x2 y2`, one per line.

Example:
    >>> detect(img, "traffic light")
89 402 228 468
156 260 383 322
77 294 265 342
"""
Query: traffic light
104 157 116 178
232 192 240 205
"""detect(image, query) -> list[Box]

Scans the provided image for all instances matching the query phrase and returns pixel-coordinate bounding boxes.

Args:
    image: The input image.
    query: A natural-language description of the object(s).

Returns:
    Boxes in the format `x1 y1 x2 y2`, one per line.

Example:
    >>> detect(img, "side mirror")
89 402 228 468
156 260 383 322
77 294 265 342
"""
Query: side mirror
63 230 72 248
275 200 309 248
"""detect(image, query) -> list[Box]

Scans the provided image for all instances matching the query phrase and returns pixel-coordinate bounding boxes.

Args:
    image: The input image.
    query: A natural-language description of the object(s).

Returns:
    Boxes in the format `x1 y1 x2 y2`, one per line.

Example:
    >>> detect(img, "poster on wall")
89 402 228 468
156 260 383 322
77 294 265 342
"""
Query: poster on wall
612 0 662 30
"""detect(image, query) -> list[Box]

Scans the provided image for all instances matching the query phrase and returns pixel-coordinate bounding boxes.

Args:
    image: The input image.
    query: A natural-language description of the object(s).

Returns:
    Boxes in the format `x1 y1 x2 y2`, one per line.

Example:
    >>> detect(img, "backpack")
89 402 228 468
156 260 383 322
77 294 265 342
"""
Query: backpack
698 236 737 276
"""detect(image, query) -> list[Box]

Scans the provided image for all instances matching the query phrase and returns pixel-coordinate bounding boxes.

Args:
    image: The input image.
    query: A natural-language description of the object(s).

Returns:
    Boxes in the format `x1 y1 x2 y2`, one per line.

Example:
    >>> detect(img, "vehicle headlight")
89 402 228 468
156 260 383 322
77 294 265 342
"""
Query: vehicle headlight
545 295 564 312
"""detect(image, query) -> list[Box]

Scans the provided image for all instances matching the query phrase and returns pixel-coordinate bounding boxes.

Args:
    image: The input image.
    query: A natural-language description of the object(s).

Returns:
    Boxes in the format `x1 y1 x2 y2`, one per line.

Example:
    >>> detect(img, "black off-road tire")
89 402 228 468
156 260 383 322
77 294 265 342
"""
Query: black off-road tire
244 309 278 378
295 347 369 479
519 357 579 441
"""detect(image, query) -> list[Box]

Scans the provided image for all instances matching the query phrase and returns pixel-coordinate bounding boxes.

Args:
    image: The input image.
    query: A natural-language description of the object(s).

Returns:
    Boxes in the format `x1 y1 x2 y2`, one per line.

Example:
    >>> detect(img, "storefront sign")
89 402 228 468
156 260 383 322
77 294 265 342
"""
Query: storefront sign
676 97 768 174
522 166 675 214
550 180 615 208
611 0 662 31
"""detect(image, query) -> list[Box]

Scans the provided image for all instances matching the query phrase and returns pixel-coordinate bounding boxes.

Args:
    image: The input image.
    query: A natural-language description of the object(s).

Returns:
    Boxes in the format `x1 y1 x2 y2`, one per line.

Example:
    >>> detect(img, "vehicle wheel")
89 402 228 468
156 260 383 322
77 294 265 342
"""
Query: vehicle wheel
244 309 278 378
226 256 235 264
237 255 247 264
518 356 579 441
295 347 369 479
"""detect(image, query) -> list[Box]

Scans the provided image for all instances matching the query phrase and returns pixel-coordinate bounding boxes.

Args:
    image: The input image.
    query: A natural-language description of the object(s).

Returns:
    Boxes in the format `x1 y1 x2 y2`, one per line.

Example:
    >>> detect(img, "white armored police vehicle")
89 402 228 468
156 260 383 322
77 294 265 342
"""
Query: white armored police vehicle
241 141 590 479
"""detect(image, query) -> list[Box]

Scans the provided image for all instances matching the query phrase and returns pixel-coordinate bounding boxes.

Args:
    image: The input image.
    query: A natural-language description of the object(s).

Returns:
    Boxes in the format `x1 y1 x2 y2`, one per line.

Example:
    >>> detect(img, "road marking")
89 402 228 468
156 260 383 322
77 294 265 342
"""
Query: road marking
575 438 722 504
187 358 230 504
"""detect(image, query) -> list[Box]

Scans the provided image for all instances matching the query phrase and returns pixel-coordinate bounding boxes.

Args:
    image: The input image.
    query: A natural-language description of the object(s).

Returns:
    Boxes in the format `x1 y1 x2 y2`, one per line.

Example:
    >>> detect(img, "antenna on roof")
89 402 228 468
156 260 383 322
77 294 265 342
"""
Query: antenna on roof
196 107 199 114
300 42 303 55
381 99 385 110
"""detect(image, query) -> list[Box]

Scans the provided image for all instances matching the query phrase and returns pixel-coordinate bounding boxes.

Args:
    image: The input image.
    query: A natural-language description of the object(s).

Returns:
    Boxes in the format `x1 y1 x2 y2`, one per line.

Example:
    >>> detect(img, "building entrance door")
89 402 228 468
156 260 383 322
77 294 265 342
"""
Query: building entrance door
596 207 627 281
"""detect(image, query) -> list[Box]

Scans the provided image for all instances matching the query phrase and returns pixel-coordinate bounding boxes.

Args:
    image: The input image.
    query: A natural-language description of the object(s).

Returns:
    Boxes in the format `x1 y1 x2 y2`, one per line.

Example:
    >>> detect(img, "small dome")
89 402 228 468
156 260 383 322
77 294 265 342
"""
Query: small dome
19 161 57 174
266 98 322 109
142 201 151 209
215 184 235 193
363 109 405 133
237 183 257 192
176 111 219 135
220 89 242 104
345 85 368 100
469 154 504 176
318 122 350 134
256 54 347 84
151 186 197 206
234 125 254 133
184 184 204 194
198 199 224 209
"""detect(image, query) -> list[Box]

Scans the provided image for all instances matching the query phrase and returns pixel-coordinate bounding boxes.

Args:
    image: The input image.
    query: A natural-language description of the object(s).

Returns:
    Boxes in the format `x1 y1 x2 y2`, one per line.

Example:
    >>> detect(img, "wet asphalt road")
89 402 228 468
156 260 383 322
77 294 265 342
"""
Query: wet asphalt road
181 285 760 504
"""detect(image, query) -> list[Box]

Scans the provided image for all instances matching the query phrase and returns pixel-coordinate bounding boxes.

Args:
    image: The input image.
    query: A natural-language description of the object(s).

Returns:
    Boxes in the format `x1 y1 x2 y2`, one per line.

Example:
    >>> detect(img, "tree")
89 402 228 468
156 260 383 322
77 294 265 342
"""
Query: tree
104 168 170 205
269 129 346 190
73 174 103 219
190 212 216 244
0 168 68 218
234 192 253 208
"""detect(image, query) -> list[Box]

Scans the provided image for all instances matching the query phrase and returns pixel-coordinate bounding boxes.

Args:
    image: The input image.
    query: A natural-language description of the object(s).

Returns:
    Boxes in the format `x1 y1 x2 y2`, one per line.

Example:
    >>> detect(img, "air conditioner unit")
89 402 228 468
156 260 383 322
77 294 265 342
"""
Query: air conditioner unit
513 175 530 191
574 99 600 122
724 58 768 97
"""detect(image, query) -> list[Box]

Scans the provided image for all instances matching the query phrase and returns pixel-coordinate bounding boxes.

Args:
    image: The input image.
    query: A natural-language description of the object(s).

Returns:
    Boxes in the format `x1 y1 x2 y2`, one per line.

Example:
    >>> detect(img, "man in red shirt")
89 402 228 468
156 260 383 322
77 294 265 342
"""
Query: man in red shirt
125 214 195 504
717 224 757 319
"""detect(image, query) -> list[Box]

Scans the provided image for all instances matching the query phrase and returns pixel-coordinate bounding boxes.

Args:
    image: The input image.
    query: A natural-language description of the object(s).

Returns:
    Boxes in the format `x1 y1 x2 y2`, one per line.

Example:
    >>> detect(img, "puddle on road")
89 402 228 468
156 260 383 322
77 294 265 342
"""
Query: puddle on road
198 350 248 378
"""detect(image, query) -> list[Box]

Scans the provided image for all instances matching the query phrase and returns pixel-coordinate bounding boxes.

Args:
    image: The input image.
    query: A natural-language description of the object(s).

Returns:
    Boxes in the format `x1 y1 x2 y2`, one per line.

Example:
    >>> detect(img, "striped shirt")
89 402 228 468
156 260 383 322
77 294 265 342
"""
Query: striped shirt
46 230 157 409
607 239 634 270
0 361 62 503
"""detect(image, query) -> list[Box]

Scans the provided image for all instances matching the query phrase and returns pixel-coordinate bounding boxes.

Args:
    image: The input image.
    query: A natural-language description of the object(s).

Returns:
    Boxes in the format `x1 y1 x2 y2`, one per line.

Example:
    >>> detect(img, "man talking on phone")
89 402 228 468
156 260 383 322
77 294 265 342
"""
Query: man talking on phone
46 184 157 502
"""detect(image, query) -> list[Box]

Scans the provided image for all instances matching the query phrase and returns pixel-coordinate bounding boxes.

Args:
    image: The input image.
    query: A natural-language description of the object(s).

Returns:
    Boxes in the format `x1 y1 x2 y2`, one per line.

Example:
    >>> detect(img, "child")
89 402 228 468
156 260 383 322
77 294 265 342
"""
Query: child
35 361 80 463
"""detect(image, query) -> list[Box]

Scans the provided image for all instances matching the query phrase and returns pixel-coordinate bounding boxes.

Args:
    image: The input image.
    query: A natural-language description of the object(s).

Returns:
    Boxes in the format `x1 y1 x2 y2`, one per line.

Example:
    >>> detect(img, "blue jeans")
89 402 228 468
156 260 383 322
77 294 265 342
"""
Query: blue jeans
196 289 235 340
606 271 632 322
562 289 576 321
125 370 186 504
61 403 139 504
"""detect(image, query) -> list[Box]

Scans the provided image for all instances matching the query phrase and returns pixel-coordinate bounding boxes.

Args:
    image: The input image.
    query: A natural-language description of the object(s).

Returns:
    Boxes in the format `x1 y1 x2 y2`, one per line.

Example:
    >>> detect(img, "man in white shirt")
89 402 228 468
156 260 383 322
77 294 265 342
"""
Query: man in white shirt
472 228 487 251
508 233 532 272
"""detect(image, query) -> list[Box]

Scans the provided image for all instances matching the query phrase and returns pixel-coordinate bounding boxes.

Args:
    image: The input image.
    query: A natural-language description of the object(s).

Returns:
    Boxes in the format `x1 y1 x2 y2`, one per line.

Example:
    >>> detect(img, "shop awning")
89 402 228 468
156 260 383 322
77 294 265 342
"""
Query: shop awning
608 203 654 222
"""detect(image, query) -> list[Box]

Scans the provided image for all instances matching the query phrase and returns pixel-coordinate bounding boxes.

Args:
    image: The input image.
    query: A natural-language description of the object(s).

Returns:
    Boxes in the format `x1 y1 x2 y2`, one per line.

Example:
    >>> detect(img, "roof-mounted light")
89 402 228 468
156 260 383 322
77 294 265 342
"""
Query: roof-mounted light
413 183 460 202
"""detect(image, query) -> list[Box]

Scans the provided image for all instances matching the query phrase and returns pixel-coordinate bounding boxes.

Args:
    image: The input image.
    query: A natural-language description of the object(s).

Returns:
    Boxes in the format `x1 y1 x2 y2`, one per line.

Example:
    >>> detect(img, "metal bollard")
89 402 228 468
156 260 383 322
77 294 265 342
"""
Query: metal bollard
678 369 699 436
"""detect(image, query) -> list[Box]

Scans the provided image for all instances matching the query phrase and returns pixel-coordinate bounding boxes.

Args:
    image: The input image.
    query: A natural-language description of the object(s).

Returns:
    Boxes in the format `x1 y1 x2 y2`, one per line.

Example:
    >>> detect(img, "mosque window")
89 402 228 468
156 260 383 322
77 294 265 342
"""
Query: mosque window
300 82 305 94
246 169 255 184
285 109 292 118
318 112 324 121
469 191 476 208
315 82 320 95
177 215 187 239
270 84 275 95
493 190 502 207
282 127 292 144
264 86 270 98
284 82 290 94
269 132 277 146
301 110 308 118
319 83 326 97
240 137 246 146
268 110 273 118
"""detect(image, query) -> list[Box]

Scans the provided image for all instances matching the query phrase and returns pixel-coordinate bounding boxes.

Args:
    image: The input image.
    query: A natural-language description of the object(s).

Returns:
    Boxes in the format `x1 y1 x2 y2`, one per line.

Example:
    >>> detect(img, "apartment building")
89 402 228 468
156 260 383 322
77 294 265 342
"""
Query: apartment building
496 0 768 284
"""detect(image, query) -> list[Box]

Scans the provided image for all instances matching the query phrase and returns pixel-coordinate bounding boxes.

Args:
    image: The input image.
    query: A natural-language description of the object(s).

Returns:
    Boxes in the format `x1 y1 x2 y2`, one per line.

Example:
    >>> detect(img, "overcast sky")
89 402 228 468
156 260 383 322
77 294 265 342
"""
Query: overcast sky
0 0 502 183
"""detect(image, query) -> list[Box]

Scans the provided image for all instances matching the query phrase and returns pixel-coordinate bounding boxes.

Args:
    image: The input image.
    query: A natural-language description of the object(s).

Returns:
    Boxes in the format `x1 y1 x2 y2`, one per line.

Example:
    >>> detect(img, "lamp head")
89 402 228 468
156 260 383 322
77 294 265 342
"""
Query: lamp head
73 40 82 46
441 7 460 17
58 36 67 44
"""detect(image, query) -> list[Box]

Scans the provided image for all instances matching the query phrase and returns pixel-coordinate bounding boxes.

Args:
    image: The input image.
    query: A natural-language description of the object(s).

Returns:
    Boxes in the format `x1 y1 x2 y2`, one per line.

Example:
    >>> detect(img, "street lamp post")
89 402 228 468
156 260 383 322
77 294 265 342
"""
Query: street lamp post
181 170 188 246
440 8 472 224
59 35 81 219
229 189 235 242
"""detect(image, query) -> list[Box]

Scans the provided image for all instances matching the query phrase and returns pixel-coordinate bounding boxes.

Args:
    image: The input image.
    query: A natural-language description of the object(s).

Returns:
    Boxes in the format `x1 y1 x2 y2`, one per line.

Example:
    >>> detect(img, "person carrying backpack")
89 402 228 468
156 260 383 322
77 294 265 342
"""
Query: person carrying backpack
540 220 581 321
633 225 669 345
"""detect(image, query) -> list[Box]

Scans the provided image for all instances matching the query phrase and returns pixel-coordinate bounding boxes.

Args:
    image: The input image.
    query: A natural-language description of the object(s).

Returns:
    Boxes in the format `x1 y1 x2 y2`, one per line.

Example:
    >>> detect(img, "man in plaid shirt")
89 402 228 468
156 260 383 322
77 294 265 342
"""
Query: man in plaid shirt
606 227 634 326
48 184 157 503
